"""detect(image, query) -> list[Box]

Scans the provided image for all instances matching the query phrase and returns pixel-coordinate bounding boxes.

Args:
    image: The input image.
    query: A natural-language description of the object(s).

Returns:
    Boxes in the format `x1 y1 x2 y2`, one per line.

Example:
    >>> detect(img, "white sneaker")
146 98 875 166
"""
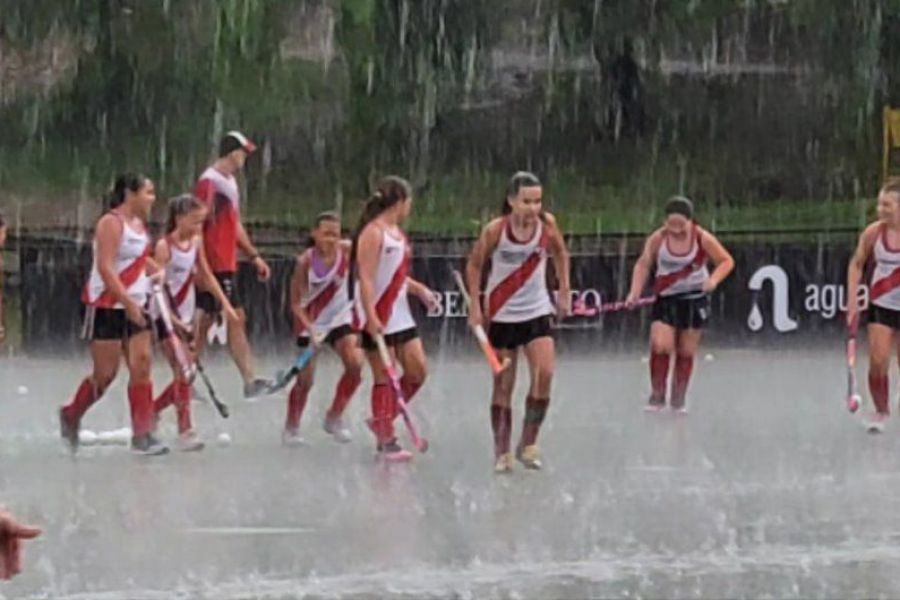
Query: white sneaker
323 415 352 443
867 413 889 434
494 452 515 474
177 430 205 452
516 445 543 470
282 428 306 447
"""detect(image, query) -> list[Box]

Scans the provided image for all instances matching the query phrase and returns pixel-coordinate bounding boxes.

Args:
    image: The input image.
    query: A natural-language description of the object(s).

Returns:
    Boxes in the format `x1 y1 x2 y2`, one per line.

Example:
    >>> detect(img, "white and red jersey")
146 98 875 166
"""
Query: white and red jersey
82 211 151 309
362 227 415 335
194 166 240 273
485 218 554 323
162 236 200 321
654 225 709 297
295 248 354 338
870 224 900 310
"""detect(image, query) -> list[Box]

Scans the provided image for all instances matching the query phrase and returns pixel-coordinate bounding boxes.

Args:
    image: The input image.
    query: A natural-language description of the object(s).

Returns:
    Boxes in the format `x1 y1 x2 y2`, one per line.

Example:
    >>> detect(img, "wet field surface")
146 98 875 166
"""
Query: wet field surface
1 347 898 599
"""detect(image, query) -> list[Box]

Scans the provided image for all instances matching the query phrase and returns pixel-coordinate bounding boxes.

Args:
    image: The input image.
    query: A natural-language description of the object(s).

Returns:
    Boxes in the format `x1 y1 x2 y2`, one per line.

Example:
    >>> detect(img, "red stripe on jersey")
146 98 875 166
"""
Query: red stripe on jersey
374 251 409 325
84 245 151 308
487 228 550 319
294 254 349 335
871 265 900 301
653 230 707 295
171 273 195 312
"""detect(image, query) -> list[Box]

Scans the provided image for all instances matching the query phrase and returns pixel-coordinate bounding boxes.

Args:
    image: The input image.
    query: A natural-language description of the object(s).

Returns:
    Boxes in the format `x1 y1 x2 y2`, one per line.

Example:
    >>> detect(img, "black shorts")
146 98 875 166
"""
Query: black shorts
297 324 356 348
488 315 553 350
196 272 241 313
651 293 710 330
360 327 419 352
81 306 151 342
868 304 900 329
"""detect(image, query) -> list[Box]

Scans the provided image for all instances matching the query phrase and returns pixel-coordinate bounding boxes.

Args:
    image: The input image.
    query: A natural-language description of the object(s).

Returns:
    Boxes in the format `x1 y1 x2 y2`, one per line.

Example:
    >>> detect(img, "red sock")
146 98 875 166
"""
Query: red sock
61 378 102 422
869 373 889 415
400 375 423 404
174 381 193 433
153 382 176 415
128 383 154 438
671 355 694 408
490 404 512 456
368 383 395 444
520 396 550 447
327 370 361 419
285 382 309 431
650 352 670 402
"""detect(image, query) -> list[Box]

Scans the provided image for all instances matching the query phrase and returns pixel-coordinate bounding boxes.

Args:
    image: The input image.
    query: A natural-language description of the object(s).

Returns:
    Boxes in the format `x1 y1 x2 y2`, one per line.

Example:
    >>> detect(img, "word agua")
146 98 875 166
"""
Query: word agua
803 283 869 319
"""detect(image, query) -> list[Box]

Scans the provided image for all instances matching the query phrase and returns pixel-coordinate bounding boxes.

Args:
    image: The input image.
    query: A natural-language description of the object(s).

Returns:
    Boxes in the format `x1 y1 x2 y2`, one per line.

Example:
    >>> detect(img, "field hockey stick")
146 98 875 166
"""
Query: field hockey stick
267 302 356 394
602 295 657 313
450 269 510 375
194 359 229 418
152 284 195 382
267 334 326 394
578 295 657 316
158 285 229 418
553 294 658 330
846 315 862 413
373 333 428 453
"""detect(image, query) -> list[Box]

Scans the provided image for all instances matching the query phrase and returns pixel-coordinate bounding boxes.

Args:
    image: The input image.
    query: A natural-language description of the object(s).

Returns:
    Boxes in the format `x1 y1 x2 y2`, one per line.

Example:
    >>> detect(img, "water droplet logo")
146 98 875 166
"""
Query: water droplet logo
747 300 764 331
746 265 798 332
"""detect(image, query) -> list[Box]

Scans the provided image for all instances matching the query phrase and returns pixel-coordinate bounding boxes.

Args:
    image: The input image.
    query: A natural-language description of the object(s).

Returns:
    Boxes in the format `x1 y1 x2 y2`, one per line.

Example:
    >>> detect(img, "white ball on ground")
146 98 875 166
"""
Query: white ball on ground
79 430 98 446
98 427 132 445
640 356 649 364
112 427 133 444
216 432 232 447
16 385 28 395
704 353 715 362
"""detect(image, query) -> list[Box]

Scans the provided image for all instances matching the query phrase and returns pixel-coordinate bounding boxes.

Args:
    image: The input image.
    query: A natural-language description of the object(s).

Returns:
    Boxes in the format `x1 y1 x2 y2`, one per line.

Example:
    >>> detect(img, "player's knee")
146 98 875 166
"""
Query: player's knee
405 359 428 385
129 351 153 382
92 371 116 395
651 340 674 355
870 359 890 376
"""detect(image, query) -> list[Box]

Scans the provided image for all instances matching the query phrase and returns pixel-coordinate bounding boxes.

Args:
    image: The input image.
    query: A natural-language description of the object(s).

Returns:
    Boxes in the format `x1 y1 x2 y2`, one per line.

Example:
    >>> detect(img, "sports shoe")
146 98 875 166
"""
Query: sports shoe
377 439 412 463
176 430 205 452
494 452 515 474
324 414 352 443
670 394 688 413
131 433 169 456
867 412 889 434
59 408 80 454
516 444 542 470
281 428 306 447
644 394 666 412
243 378 275 399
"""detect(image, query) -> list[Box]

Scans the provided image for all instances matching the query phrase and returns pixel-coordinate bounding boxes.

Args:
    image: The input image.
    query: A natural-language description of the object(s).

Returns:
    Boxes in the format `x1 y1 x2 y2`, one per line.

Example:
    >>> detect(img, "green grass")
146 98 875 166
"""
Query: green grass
245 172 874 237
0 155 877 238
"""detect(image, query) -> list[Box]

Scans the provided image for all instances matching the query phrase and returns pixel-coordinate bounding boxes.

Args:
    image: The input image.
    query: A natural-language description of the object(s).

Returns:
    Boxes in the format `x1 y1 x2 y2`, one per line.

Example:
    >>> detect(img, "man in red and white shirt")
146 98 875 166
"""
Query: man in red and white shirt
193 131 273 398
